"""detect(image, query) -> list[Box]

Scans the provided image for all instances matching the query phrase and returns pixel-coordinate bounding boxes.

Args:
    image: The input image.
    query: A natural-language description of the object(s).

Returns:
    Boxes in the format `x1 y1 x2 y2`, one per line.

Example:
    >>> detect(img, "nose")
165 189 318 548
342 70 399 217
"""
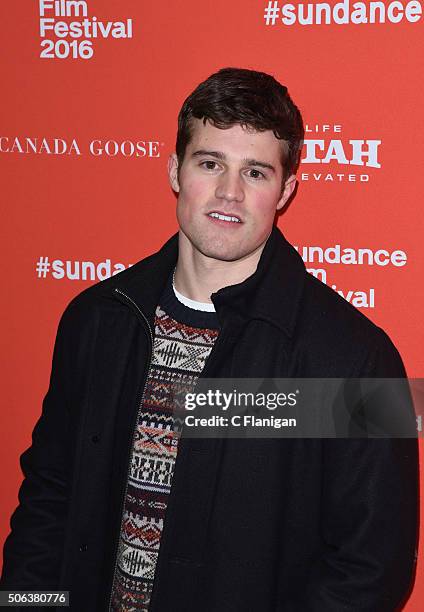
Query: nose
215 170 245 203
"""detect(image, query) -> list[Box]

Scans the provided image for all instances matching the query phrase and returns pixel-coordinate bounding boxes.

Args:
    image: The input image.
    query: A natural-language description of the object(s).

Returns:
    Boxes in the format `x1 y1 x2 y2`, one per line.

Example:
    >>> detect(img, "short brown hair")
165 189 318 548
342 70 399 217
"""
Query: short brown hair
176 67 304 183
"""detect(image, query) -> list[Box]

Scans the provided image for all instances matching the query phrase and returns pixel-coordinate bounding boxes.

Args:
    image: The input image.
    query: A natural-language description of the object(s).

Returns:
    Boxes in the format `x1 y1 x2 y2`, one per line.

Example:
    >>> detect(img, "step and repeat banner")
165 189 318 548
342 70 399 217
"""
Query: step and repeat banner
1 0 423 606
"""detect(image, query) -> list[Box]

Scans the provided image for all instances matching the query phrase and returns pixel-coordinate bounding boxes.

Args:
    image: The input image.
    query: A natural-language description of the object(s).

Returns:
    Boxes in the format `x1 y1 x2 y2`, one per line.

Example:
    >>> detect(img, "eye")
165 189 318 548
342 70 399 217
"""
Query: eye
247 168 266 180
200 160 219 170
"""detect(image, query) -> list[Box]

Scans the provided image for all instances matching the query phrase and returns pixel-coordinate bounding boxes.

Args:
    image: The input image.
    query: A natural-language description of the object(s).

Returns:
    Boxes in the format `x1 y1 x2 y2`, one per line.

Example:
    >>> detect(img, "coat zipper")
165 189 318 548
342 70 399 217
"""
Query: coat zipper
107 288 154 612
147 323 233 610
106 290 232 610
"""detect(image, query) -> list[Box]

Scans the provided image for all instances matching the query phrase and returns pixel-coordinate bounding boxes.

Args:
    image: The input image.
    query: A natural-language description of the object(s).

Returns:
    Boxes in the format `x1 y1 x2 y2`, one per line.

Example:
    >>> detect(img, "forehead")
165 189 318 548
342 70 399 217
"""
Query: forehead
187 118 285 166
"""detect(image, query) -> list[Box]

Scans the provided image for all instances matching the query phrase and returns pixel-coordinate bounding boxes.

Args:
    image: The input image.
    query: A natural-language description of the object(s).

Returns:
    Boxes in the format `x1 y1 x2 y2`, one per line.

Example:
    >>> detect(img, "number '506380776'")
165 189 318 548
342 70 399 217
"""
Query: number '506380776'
7 591 67 603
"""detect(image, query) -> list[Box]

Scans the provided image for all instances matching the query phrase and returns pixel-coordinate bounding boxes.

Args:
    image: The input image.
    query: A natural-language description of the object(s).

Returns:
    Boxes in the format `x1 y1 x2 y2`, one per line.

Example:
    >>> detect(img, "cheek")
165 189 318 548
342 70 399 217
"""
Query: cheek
178 179 211 212
251 192 280 219
181 180 204 199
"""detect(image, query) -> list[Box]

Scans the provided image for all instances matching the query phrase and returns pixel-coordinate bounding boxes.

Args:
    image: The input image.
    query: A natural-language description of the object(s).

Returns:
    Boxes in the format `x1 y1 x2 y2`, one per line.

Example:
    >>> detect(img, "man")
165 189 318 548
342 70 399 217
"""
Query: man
1 68 418 611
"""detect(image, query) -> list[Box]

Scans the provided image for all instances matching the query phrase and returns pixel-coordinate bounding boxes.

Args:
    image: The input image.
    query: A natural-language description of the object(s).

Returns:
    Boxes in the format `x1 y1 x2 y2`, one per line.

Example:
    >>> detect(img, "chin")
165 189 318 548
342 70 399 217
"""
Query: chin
194 240 250 263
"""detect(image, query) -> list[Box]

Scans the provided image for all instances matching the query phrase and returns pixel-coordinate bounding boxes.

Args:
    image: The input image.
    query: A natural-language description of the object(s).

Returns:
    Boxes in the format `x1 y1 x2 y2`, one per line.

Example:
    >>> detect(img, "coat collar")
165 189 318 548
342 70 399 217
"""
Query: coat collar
113 224 306 338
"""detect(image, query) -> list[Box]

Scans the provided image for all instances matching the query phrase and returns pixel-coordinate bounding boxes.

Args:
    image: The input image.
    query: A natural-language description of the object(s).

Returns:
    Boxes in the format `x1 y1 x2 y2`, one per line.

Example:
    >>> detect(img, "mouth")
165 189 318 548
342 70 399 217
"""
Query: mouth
206 211 242 225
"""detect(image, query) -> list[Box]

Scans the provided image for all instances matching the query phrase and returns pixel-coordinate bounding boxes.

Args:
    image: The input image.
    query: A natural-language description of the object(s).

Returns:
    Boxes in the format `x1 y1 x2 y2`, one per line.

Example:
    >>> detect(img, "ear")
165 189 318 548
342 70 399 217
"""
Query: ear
276 174 297 211
168 153 180 193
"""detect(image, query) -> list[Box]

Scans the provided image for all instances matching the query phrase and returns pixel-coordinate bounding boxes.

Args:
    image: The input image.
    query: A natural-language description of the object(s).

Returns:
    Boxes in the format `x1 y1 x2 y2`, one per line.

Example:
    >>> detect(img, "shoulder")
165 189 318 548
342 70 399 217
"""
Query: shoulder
59 232 178 325
296 272 405 376
55 253 152 335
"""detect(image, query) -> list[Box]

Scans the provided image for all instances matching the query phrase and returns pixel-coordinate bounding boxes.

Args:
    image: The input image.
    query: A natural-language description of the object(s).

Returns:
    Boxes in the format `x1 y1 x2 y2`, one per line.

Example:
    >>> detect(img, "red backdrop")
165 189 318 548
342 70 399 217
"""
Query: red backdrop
1 1 423 606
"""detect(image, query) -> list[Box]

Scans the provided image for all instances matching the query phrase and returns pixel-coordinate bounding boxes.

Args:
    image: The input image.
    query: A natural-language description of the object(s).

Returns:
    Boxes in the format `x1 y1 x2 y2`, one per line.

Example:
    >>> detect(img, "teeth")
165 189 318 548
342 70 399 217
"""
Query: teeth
209 212 241 223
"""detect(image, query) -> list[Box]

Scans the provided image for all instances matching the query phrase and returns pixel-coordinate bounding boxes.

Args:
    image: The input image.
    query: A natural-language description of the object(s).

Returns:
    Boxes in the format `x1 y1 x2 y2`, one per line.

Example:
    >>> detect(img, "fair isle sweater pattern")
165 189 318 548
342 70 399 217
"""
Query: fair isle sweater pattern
110 293 219 611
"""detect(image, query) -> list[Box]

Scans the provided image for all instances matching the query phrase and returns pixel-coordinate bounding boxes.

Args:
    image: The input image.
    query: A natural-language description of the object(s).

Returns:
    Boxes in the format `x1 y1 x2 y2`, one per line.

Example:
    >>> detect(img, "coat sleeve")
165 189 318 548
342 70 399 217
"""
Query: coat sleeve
0 302 81 591
286 328 419 612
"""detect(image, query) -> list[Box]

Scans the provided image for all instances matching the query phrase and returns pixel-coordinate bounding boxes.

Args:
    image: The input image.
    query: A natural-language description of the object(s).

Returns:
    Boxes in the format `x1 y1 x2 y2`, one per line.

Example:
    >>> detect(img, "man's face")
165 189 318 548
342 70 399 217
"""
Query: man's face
168 118 296 263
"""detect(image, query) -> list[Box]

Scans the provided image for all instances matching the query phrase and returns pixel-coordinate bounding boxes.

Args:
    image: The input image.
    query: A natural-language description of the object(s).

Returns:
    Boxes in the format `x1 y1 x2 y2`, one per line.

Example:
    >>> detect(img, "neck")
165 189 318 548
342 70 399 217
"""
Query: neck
174 231 267 303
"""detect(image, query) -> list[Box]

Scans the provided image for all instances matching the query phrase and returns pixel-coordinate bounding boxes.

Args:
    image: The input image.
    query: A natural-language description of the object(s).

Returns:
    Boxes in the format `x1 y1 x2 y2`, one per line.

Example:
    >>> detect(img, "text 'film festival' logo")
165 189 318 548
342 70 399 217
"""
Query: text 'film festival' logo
38 0 134 59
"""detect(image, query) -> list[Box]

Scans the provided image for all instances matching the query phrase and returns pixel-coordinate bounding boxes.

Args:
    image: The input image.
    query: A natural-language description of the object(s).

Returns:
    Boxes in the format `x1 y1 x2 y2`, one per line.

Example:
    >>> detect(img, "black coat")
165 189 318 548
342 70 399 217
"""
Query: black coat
1 226 418 611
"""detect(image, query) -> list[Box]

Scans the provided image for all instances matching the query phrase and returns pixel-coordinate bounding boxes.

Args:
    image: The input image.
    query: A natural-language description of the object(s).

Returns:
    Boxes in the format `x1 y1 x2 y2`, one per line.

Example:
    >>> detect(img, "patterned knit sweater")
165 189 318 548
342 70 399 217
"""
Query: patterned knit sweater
110 271 220 610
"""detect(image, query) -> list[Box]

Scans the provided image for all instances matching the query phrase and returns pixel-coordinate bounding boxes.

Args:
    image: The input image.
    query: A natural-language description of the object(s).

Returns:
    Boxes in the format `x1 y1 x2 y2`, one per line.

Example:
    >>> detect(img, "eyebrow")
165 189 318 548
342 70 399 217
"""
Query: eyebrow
191 149 276 173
